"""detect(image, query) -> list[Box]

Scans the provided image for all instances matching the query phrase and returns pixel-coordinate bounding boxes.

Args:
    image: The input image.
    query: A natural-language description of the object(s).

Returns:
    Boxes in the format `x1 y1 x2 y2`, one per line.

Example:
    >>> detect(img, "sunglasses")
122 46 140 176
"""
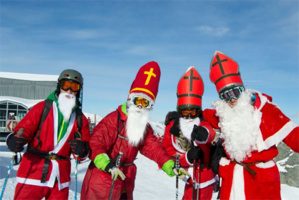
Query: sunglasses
60 80 81 92
132 97 151 108
180 109 198 119
219 87 244 102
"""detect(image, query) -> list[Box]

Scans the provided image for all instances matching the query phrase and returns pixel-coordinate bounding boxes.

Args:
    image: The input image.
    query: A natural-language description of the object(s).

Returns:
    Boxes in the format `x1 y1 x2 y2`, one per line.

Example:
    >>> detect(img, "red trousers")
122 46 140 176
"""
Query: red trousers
14 182 69 200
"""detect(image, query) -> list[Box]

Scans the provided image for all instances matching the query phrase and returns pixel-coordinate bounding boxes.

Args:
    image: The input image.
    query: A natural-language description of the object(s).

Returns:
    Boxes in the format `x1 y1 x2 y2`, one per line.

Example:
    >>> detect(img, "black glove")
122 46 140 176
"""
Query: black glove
187 147 203 164
164 111 179 125
7 133 28 152
191 125 209 142
68 138 89 158
211 140 227 174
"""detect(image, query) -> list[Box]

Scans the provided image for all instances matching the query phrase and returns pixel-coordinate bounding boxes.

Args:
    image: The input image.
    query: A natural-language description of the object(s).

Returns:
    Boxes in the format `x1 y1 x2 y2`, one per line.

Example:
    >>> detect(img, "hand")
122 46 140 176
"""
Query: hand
164 111 179 125
7 133 28 152
67 138 89 158
211 140 227 174
104 161 126 181
173 167 190 180
187 147 203 164
191 125 209 142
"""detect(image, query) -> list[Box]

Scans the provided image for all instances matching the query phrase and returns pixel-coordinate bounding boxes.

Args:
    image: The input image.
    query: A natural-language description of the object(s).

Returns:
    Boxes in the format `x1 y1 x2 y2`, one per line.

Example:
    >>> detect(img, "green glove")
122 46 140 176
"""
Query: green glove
94 153 126 181
162 159 191 179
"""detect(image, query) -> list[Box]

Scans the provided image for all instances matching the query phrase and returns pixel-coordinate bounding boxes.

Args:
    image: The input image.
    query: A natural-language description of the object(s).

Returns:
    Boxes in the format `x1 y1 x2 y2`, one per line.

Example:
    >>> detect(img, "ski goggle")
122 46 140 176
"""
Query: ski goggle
60 80 81 92
132 97 150 108
219 86 244 102
180 109 198 119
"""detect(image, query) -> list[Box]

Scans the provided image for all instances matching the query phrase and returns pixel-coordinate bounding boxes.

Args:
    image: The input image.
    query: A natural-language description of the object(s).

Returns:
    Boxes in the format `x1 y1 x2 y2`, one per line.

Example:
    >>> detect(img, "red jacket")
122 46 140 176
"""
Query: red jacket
14 100 90 190
162 117 216 200
203 91 299 200
81 105 171 200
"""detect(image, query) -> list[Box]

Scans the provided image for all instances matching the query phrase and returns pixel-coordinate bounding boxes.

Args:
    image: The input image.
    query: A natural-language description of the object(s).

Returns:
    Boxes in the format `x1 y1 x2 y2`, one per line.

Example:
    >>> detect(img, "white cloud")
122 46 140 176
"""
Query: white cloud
195 25 230 37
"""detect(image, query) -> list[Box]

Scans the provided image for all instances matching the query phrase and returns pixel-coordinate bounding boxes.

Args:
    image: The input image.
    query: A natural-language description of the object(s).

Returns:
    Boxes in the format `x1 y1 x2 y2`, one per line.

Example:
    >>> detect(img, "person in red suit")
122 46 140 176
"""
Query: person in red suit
204 51 299 200
6 69 91 200
80 61 189 200
162 66 217 200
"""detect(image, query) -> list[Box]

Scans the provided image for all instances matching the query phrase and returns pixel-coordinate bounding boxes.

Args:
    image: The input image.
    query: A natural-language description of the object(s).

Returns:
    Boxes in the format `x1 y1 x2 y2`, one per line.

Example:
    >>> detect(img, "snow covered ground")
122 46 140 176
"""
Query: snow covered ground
0 142 298 200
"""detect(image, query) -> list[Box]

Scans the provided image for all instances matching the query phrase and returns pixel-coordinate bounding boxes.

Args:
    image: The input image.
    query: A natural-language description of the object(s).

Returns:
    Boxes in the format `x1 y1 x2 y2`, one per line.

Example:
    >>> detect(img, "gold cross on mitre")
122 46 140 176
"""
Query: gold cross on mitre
144 68 156 85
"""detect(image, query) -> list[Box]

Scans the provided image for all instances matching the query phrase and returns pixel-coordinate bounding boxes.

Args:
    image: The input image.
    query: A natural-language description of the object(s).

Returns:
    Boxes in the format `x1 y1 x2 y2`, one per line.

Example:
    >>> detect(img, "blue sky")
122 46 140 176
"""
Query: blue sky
0 0 298 123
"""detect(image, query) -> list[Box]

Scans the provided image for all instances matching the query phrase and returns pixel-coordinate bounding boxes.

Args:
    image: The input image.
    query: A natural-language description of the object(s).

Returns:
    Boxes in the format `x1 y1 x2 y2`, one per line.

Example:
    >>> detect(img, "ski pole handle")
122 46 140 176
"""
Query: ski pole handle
115 152 123 168
108 152 124 200
175 154 180 200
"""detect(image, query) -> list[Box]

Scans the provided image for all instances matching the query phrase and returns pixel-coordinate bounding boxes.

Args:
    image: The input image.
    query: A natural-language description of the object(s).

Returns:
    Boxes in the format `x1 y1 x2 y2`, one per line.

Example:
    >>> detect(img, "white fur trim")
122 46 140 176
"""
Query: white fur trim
219 157 230 166
230 164 246 200
171 135 185 153
187 168 216 189
256 160 275 168
197 177 216 189
264 121 298 148
185 152 193 166
257 120 298 151
16 160 70 190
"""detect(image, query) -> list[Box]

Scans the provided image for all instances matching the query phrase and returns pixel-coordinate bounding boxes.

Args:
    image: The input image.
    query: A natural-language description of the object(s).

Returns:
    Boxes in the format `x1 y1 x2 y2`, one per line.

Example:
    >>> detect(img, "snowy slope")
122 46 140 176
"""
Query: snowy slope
0 142 299 200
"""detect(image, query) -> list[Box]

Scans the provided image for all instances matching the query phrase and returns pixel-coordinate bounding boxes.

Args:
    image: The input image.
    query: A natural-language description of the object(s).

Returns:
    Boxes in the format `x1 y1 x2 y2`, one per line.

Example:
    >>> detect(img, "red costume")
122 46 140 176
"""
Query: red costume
204 92 299 200
81 61 175 200
163 119 217 200
162 66 217 200
12 95 90 199
81 105 171 200
205 51 299 200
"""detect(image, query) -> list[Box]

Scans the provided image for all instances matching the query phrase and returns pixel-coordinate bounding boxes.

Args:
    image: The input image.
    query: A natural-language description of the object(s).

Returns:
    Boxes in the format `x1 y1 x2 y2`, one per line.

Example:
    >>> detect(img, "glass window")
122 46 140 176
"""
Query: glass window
0 120 5 128
18 105 26 110
17 110 27 121
0 102 7 109
8 103 17 109
0 110 6 120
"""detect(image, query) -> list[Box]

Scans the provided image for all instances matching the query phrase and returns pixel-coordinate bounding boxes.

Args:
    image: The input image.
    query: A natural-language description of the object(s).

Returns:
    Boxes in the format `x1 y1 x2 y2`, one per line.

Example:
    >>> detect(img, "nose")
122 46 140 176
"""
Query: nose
65 89 72 94
230 98 237 103
137 105 142 109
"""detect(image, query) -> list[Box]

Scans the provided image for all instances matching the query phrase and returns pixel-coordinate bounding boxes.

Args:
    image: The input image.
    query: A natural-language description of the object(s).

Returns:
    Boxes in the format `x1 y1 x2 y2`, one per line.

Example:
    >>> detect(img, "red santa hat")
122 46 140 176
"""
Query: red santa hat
209 51 244 93
128 61 161 105
177 66 204 110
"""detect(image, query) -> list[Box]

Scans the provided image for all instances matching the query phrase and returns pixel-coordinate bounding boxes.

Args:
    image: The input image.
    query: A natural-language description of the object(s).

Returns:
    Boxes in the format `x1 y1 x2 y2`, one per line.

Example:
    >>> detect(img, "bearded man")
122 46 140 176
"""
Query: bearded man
162 66 217 200
204 51 299 200
6 69 91 200
80 61 189 200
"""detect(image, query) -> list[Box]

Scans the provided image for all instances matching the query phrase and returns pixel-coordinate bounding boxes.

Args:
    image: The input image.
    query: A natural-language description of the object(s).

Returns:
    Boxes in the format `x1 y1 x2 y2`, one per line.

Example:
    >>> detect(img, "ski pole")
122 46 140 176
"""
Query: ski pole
0 153 15 200
192 160 198 200
175 154 180 200
108 152 123 200
1 129 24 200
196 163 200 200
74 156 78 200
74 132 81 200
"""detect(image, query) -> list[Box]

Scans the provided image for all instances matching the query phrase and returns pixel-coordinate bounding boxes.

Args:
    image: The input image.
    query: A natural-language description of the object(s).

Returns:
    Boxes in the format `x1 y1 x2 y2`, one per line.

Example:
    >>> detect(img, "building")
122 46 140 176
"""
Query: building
0 72 58 140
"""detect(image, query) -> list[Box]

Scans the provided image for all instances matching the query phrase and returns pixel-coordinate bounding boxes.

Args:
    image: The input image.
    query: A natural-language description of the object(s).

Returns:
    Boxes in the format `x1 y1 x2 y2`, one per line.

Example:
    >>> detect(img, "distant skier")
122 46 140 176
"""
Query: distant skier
205 51 299 199
162 66 217 200
80 61 189 200
6 69 90 200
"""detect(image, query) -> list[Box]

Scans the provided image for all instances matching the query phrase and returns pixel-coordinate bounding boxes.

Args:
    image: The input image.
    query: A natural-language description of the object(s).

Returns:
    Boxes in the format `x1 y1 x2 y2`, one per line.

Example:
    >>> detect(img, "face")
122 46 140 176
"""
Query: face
219 86 244 108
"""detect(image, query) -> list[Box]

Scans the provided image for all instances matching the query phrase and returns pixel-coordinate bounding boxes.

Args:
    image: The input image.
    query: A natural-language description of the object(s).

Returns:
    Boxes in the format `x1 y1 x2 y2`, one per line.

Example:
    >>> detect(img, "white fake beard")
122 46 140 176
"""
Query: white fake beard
179 117 200 142
126 105 149 147
212 90 261 162
58 93 76 122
